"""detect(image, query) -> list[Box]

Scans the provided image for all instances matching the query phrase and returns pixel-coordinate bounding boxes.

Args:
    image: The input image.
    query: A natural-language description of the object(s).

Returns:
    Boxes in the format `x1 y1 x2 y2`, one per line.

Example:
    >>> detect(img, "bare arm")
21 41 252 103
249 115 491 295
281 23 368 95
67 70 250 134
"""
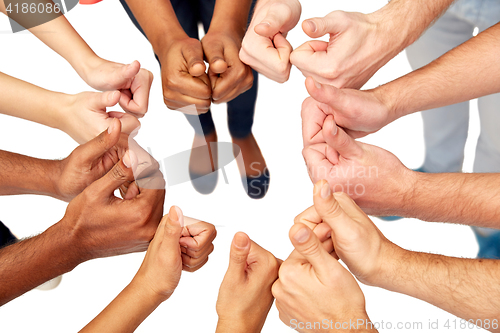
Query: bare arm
0 222 80 306
383 22 500 119
0 149 60 198
383 249 500 329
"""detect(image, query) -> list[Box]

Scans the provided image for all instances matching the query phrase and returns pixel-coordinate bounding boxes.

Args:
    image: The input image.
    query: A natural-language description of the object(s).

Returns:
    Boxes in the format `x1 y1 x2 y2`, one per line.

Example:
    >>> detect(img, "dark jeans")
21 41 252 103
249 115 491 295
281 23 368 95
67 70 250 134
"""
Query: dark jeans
120 0 258 139
0 221 17 249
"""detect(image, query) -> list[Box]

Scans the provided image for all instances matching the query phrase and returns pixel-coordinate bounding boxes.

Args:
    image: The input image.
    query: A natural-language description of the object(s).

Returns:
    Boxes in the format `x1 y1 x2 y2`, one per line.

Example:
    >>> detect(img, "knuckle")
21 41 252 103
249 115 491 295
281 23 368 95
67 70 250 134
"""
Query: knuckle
110 164 129 181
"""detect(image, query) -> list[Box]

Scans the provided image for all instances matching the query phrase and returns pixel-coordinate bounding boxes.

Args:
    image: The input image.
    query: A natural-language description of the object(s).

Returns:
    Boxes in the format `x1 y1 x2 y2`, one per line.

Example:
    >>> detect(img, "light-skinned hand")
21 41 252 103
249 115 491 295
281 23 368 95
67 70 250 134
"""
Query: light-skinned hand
302 112 415 215
216 232 281 333
60 90 140 144
81 59 154 117
240 0 301 83
272 222 374 332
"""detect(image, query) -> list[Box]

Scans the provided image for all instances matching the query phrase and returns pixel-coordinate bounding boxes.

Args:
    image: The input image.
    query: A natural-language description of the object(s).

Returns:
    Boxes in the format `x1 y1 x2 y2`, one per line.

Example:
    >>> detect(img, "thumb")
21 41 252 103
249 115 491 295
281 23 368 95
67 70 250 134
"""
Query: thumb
302 12 348 38
312 180 358 236
107 111 141 135
254 2 294 38
203 41 228 75
322 115 363 159
78 118 122 164
289 223 332 276
182 43 206 77
90 90 121 111
227 232 251 279
120 60 141 80
91 149 138 198
305 77 343 106
160 206 184 247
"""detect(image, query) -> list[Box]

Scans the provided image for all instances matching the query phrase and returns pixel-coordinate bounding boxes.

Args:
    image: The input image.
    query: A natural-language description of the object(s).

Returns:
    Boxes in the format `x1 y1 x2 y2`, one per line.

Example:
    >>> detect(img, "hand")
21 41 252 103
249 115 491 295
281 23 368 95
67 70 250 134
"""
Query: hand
302 111 415 215
54 118 130 202
132 206 184 302
272 223 374 332
202 30 253 104
60 90 141 144
239 0 301 83
298 180 402 287
291 10 402 89
179 217 217 272
80 58 154 117
60 147 166 261
159 37 211 114
301 79 395 139
216 232 281 333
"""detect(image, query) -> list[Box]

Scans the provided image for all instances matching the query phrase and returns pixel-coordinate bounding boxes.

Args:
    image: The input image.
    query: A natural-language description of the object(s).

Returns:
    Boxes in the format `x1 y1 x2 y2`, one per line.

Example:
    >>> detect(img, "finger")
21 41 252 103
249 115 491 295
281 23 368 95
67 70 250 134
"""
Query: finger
286 222 333 260
120 60 141 80
179 222 217 251
119 69 154 117
227 232 251 279
182 44 206 77
254 2 294 38
293 205 321 230
107 112 141 135
305 77 344 106
92 149 138 198
155 206 184 251
78 118 122 164
203 40 228 75
312 180 358 233
289 222 334 277
322 115 363 159
211 68 253 103
302 12 349 39
181 242 214 259
301 96 330 147
90 90 121 110
183 256 209 273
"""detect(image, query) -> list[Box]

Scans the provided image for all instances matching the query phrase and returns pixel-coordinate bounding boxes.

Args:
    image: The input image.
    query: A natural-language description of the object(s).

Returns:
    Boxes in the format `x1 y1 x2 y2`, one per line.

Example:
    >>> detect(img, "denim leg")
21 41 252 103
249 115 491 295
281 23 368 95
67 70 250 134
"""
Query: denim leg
406 10 474 173
119 0 216 136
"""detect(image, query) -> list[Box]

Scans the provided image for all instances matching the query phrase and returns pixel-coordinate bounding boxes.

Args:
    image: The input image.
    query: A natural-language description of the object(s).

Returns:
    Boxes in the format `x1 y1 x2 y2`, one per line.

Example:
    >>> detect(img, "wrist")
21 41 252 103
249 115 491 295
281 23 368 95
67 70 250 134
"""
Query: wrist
216 316 262 333
152 29 188 59
44 221 85 273
128 277 168 306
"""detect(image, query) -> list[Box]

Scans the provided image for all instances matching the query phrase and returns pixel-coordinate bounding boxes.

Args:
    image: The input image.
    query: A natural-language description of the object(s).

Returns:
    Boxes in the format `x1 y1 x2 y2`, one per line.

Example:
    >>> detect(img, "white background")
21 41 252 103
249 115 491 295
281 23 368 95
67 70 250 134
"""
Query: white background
0 1 484 332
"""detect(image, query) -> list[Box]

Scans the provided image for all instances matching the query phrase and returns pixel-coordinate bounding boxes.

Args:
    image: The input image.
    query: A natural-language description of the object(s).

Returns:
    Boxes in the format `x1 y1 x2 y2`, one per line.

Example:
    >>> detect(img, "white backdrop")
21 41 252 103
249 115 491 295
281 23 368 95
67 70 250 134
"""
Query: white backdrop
0 1 484 332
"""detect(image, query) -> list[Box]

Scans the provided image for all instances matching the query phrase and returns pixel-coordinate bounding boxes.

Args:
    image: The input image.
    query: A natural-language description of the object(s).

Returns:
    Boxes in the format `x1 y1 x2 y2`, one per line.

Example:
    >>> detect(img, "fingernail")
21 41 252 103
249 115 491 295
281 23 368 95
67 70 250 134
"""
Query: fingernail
234 233 249 249
294 227 310 243
326 231 331 239
260 21 271 27
123 151 131 168
109 90 119 102
107 118 117 134
306 20 317 33
314 79 322 90
330 118 338 135
321 181 331 199
174 206 184 227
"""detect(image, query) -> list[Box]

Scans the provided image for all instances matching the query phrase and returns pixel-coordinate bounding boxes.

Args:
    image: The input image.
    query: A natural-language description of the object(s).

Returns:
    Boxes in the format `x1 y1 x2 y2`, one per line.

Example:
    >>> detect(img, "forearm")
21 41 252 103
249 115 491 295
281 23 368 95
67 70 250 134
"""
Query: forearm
209 0 252 38
0 222 79 306
123 0 186 55
0 72 70 130
372 0 454 50
80 280 164 333
382 248 500 329
0 150 60 197
380 22 500 119
391 172 500 227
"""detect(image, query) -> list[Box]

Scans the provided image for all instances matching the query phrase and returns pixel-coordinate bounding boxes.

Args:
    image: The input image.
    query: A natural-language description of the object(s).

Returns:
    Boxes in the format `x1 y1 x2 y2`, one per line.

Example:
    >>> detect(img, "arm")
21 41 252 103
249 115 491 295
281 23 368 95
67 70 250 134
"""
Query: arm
123 0 211 114
306 180 500 330
301 113 500 227
290 0 454 89
0 72 140 143
0 119 134 201
80 206 183 333
0 1 153 115
301 22 500 138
